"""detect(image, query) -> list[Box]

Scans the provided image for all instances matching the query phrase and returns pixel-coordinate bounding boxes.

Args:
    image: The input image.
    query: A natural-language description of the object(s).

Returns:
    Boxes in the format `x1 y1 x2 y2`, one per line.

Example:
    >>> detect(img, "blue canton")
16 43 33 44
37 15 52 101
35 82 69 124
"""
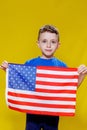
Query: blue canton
8 64 36 91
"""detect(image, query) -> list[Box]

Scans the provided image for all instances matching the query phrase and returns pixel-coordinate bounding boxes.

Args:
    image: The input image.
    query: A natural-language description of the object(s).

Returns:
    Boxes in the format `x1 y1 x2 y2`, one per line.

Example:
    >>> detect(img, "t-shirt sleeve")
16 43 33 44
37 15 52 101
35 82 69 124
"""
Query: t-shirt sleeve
62 62 67 67
24 60 30 65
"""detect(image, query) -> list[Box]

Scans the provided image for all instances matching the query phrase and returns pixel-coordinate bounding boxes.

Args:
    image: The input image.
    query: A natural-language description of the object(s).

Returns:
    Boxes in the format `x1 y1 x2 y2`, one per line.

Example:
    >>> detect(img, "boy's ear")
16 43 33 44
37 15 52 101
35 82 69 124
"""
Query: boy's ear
57 42 61 48
37 40 40 47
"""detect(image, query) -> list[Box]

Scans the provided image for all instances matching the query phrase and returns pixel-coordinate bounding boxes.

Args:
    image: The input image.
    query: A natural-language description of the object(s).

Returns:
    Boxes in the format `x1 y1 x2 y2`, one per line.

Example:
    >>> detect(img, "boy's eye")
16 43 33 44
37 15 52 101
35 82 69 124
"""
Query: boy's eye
42 40 47 43
51 41 56 44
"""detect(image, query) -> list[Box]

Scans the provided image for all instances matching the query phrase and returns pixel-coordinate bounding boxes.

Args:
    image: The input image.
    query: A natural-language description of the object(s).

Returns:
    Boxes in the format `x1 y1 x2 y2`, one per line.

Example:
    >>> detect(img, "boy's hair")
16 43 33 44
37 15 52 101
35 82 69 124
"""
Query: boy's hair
38 25 60 41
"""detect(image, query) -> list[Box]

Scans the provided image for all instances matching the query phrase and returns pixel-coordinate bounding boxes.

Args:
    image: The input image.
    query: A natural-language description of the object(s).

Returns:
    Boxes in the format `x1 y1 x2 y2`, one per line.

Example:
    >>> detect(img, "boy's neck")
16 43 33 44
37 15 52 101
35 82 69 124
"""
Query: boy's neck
40 55 54 59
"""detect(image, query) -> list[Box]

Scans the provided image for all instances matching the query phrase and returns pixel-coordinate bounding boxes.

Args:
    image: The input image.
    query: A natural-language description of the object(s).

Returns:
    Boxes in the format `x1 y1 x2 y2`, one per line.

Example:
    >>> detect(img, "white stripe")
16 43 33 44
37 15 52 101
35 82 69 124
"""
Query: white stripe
8 102 75 113
8 95 76 105
36 77 78 83
36 84 77 90
37 69 78 76
8 88 76 98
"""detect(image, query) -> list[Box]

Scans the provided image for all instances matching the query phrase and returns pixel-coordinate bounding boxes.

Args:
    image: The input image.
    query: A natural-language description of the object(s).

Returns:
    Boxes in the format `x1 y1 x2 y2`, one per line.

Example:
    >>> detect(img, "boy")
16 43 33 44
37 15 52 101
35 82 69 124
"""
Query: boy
0 25 87 130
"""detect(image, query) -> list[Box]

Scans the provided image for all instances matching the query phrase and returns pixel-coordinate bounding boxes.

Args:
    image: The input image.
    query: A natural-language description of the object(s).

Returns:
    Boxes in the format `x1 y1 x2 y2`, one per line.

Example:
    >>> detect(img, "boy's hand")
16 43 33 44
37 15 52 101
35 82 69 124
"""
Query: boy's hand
78 64 87 86
0 60 8 71
78 64 87 75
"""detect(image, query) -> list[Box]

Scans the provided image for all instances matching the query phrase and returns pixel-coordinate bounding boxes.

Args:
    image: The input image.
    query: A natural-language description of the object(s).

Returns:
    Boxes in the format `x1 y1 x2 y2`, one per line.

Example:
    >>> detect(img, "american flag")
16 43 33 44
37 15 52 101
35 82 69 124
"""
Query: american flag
6 63 79 116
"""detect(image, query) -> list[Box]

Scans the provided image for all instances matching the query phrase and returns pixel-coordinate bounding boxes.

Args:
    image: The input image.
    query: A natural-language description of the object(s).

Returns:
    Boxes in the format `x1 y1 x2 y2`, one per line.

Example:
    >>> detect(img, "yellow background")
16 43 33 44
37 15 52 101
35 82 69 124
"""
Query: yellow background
0 0 87 130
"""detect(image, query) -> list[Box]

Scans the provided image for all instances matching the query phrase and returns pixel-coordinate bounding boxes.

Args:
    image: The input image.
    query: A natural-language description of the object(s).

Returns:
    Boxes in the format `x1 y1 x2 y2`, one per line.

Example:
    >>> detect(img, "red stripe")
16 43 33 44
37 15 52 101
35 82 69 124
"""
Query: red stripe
36 73 78 79
8 91 76 101
36 81 78 86
37 66 77 72
8 99 75 109
36 88 76 94
8 106 75 116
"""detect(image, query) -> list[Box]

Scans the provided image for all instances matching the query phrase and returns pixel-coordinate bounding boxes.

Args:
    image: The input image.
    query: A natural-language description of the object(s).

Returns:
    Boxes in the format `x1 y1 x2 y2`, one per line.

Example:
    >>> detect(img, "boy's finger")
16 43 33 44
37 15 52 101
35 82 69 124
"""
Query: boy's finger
0 66 3 70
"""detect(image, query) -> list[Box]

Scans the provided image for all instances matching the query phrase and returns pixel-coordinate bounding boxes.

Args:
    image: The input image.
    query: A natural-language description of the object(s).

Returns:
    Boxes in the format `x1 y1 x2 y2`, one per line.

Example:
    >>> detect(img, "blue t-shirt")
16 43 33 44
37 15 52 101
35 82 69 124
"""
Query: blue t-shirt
25 56 67 67
25 56 67 129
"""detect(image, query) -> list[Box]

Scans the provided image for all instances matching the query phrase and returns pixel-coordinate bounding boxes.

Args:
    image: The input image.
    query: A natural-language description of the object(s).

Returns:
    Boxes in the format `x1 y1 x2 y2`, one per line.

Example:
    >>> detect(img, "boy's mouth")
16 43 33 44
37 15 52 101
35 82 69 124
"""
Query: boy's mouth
45 49 52 52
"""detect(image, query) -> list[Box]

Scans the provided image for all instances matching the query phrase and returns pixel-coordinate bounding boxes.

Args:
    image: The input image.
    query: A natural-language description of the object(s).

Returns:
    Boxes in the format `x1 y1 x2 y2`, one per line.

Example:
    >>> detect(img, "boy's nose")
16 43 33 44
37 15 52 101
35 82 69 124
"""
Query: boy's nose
47 42 51 48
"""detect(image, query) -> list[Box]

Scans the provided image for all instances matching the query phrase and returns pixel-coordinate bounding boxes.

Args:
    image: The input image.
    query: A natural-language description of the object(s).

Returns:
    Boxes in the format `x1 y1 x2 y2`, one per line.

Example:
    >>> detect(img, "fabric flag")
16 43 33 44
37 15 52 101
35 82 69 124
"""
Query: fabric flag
6 63 79 116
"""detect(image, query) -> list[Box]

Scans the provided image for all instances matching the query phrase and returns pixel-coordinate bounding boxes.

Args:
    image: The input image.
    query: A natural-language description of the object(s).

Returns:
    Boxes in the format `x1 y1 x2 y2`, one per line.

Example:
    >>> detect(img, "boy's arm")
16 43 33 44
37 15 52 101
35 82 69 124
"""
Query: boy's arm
78 65 87 87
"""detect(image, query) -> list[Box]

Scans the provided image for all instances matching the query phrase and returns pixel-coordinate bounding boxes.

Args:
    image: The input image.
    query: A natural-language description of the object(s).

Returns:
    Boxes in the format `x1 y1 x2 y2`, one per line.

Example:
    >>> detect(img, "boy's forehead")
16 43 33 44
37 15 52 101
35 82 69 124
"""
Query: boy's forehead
39 32 58 39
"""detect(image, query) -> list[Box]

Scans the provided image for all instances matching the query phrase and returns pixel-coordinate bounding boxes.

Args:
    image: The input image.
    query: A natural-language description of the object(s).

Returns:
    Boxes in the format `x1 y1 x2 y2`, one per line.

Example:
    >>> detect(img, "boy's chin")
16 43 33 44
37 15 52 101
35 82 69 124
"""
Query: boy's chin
42 54 54 59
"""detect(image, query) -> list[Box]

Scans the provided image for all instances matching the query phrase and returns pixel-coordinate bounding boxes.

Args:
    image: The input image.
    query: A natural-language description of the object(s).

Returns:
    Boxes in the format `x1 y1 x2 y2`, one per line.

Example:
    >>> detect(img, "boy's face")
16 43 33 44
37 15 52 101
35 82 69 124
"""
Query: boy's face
37 32 60 59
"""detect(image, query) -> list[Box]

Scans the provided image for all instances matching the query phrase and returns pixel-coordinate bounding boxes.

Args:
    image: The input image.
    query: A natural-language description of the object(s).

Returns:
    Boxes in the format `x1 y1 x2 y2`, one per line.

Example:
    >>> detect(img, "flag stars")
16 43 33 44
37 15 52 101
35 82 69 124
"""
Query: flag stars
9 64 36 91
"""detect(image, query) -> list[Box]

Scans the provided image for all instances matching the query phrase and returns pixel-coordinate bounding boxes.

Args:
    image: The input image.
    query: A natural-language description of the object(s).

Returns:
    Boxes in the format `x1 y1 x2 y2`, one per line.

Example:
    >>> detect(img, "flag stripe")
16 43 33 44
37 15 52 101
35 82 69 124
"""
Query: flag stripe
8 88 76 98
8 91 76 101
8 99 75 109
36 77 78 83
36 73 78 79
8 106 75 116
37 66 77 71
8 102 75 113
36 88 76 93
37 69 78 76
36 81 78 86
36 84 77 90
8 95 76 105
